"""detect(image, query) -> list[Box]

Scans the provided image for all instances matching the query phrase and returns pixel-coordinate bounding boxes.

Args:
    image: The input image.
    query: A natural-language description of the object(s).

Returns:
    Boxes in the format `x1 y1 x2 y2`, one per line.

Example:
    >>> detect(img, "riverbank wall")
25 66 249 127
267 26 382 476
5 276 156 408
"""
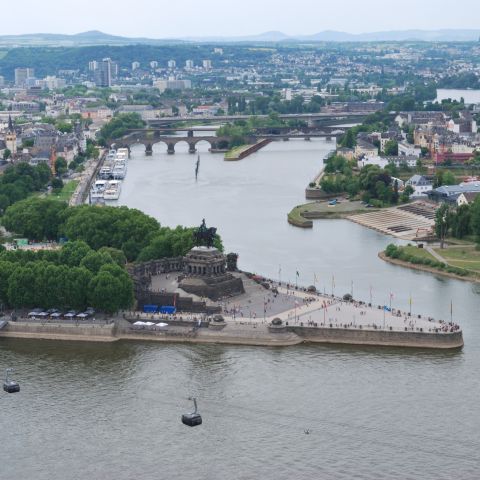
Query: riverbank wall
287 325 463 349
69 150 106 206
0 321 117 342
0 319 463 349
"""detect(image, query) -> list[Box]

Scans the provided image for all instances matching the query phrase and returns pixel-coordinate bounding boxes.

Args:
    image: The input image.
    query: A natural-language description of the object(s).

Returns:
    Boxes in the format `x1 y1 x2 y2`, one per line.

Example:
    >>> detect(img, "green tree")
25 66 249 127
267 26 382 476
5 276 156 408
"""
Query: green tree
435 204 451 249
340 129 356 148
80 251 115 274
51 177 64 192
3 148 11 161
59 241 93 267
384 140 398 156
7 265 37 308
55 157 68 176
451 204 472 239
2 197 68 240
88 272 124 314
470 197 480 241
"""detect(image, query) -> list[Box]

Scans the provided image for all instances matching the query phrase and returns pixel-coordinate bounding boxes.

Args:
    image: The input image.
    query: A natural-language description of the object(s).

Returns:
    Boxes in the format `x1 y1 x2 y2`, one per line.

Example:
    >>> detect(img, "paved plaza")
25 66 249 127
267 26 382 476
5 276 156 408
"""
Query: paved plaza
150 271 458 334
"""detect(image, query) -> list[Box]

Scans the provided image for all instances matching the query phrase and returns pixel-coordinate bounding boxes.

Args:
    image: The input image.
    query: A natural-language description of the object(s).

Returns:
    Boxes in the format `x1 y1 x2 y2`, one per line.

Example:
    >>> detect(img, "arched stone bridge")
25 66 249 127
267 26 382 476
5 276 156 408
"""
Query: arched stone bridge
115 127 344 155
117 130 235 155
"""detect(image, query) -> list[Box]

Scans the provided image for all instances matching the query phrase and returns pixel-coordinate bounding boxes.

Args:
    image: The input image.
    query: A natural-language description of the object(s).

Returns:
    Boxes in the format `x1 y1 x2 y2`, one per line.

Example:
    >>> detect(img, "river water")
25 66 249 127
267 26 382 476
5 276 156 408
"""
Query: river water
436 88 480 104
1 139 480 479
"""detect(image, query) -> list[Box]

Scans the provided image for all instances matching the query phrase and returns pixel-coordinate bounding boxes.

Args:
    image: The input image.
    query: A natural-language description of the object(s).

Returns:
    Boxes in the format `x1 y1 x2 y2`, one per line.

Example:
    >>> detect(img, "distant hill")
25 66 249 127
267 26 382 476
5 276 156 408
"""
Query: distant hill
0 29 479 47
0 30 183 47
298 29 480 42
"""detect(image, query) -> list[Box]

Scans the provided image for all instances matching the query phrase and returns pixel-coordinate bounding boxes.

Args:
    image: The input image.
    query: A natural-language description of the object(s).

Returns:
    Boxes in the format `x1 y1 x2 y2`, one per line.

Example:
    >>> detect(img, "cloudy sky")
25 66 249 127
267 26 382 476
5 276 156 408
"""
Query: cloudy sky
6 0 480 37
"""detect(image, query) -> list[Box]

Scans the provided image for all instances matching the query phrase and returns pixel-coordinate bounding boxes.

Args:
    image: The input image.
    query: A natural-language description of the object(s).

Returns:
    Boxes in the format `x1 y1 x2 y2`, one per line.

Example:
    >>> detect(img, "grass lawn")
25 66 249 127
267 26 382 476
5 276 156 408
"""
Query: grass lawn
288 200 379 227
224 145 251 160
400 246 438 262
435 246 480 273
52 180 79 202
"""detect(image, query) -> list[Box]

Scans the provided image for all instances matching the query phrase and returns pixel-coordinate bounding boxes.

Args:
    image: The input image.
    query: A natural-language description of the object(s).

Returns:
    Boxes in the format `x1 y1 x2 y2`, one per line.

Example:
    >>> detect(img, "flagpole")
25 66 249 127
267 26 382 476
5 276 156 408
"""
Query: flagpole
351 280 354 298
450 299 453 324
369 285 372 305
409 293 412 316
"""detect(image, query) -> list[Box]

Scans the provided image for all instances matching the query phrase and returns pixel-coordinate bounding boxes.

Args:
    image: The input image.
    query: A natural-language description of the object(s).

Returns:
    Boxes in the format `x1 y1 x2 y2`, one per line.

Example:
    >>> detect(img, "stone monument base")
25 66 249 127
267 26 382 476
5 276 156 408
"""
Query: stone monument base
179 274 244 301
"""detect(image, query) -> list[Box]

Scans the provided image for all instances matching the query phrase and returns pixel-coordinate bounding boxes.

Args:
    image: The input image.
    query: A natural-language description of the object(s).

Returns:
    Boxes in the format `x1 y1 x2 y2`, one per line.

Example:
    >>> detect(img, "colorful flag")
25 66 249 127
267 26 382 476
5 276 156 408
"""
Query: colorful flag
296 270 300 277
314 273 318 283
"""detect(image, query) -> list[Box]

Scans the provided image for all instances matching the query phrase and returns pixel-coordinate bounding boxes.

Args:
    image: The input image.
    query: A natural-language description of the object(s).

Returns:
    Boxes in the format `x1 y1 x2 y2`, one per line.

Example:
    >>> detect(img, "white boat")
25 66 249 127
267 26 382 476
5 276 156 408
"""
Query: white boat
106 149 117 161
112 161 127 179
99 166 112 179
103 180 122 200
90 180 108 199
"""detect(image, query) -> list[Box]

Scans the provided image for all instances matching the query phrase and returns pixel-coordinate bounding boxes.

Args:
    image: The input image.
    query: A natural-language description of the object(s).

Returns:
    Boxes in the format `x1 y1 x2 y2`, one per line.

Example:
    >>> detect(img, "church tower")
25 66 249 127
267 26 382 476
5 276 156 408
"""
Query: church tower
5 115 17 156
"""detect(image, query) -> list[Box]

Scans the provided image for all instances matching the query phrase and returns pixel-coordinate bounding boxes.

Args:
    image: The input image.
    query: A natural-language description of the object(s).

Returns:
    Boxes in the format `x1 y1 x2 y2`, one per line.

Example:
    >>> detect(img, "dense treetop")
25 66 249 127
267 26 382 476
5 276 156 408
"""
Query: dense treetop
0 241 133 313
1 198 223 262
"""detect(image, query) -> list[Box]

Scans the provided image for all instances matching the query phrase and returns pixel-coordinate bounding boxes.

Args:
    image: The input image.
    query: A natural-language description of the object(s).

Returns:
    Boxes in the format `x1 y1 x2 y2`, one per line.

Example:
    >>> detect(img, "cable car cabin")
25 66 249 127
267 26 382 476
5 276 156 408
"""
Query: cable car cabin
182 397 202 427
182 413 202 427
3 380 20 393
3 368 20 393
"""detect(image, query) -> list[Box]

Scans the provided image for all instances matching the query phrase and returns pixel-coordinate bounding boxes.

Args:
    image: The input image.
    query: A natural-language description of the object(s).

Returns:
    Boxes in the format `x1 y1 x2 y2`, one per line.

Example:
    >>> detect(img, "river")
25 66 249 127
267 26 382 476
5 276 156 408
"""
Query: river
436 88 480 104
1 139 479 479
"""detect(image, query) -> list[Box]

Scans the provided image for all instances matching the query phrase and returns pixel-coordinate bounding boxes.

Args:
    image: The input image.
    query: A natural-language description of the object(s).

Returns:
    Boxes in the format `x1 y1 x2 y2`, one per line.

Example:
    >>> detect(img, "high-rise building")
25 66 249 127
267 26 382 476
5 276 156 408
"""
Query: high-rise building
154 78 191 93
95 58 112 87
132 61 140 71
185 60 194 70
167 59 176 69
202 60 212 70
14 68 35 87
88 61 98 71
150 61 159 69
0 75 4 87
111 62 119 79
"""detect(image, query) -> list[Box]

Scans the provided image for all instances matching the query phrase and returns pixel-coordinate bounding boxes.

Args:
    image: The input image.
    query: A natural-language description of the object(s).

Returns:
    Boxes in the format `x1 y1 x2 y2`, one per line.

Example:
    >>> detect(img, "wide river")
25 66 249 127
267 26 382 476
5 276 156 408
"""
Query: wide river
1 139 480 479
436 88 480 104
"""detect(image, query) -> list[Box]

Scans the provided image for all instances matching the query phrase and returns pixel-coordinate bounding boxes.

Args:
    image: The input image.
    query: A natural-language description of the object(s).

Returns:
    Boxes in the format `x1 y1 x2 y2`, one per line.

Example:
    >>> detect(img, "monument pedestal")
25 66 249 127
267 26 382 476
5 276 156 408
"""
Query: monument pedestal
179 247 244 301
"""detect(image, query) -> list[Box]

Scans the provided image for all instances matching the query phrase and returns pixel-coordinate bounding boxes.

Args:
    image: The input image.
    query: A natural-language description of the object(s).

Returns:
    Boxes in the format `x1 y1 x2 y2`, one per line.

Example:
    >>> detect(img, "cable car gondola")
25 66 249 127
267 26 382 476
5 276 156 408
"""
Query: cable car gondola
182 397 202 427
3 368 20 393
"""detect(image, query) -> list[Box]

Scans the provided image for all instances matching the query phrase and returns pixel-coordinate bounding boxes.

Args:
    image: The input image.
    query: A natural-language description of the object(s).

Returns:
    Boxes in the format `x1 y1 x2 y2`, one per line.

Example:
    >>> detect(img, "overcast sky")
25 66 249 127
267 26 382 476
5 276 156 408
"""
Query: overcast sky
6 0 480 38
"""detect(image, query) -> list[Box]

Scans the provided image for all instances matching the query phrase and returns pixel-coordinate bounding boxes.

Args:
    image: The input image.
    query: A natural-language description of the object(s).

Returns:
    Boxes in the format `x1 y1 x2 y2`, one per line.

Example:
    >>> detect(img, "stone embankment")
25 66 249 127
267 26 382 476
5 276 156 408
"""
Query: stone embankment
69 151 106 206
0 315 463 349
224 139 271 161
0 321 117 342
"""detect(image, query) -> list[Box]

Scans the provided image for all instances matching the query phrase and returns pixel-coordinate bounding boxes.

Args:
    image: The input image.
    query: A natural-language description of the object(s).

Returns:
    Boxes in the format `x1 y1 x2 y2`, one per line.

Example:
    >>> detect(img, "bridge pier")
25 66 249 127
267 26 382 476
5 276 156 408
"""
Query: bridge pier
304 136 311 141
283 137 290 142
167 143 175 155
145 144 153 156
189 144 197 154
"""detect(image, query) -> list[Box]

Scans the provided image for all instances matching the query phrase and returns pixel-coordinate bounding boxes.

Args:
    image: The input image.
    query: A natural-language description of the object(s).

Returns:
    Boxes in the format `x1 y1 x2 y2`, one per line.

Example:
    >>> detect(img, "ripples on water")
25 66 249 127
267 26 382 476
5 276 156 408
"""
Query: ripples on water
1 339 478 480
